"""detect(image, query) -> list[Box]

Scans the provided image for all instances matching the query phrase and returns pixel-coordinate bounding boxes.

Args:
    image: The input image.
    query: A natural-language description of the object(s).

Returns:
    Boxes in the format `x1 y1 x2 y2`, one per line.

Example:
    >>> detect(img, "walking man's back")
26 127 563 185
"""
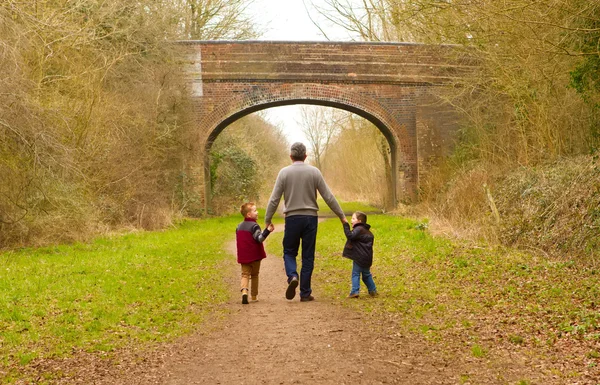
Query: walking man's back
265 142 348 301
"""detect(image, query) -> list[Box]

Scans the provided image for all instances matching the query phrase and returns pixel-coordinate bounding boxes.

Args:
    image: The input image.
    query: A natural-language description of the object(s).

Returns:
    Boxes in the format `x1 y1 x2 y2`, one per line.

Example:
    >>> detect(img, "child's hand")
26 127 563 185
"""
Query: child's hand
341 217 348 224
268 223 275 232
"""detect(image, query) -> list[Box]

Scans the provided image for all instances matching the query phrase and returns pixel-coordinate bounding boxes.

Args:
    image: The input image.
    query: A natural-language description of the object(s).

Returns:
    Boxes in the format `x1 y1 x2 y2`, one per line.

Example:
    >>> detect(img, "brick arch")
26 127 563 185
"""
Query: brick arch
203 85 405 150
180 40 475 212
202 86 412 208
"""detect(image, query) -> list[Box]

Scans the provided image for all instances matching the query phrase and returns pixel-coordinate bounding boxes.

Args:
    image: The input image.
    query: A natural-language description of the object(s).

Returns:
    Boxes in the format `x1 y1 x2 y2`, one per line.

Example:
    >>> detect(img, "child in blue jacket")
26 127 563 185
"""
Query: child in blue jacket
342 211 378 298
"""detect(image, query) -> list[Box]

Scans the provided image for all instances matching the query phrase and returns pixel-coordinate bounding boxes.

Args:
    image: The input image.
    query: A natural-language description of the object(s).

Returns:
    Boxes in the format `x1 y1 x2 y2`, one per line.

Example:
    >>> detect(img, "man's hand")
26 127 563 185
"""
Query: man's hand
341 217 348 224
267 223 275 232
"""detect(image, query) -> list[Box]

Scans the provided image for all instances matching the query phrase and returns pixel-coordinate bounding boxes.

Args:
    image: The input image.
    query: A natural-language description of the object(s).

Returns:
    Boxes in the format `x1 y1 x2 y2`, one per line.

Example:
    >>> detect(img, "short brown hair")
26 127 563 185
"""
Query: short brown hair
354 211 367 223
240 202 256 217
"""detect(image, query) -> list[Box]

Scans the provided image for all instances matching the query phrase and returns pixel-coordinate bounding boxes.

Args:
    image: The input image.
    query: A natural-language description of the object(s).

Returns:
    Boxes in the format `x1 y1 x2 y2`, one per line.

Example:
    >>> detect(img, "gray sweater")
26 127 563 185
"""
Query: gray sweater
265 162 345 224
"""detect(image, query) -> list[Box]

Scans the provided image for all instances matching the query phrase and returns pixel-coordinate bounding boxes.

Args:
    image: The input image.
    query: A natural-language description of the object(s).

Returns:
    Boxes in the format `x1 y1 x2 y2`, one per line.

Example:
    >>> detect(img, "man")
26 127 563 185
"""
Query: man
265 142 347 302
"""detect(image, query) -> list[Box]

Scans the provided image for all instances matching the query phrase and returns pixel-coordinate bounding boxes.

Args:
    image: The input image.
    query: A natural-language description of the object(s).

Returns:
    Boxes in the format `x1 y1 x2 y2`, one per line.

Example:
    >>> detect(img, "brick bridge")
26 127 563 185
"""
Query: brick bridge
177 40 475 211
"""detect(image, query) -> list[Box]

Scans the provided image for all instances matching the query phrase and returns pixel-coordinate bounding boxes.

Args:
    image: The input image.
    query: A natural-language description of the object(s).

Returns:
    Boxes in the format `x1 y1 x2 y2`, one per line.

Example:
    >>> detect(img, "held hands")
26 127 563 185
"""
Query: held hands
341 216 348 224
267 223 275 232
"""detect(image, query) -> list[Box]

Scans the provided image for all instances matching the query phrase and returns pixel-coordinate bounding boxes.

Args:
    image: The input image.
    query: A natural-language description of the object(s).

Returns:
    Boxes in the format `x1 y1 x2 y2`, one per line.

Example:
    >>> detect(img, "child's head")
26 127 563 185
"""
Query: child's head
351 211 367 225
240 202 258 220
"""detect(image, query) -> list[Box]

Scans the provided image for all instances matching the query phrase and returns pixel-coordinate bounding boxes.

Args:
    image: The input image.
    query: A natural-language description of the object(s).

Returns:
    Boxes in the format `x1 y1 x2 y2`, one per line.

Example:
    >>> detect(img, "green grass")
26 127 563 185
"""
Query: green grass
5 207 598 382
471 344 486 358
267 213 600 360
0 215 240 381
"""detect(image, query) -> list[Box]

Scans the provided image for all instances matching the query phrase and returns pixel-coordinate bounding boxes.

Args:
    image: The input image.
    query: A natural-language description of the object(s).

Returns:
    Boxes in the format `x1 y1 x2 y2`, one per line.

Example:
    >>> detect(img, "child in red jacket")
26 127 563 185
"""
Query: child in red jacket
236 202 274 304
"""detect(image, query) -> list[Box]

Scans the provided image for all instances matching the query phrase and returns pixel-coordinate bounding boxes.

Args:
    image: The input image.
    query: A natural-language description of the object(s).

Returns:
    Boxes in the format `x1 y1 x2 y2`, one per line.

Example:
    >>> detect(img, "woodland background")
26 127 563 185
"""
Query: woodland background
1 0 599 259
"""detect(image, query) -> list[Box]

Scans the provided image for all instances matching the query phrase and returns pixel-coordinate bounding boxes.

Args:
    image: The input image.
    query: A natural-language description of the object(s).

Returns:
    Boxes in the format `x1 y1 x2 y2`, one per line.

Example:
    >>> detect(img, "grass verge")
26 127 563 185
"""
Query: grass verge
266 213 600 380
0 215 239 382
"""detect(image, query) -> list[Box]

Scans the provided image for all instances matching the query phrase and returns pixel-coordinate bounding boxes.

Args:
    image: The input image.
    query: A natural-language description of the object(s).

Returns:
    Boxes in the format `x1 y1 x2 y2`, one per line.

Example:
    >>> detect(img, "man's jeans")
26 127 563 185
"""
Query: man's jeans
283 215 318 298
350 261 377 295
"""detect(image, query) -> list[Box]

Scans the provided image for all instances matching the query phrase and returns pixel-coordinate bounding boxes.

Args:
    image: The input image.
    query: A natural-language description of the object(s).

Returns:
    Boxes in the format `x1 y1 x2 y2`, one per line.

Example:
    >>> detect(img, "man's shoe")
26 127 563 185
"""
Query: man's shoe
369 291 379 297
300 295 315 302
348 293 359 299
285 277 299 300
242 293 249 304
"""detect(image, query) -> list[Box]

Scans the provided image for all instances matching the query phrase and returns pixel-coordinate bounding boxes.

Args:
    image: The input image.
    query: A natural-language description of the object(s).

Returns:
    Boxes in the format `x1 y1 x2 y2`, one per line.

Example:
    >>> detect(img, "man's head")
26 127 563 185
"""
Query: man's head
290 142 307 162
351 211 367 226
240 202 258 220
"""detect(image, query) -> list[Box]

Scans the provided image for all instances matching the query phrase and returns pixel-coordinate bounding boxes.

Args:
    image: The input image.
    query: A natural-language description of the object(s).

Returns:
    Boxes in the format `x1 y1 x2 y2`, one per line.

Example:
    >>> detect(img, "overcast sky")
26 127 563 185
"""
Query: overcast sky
243 0 357 144
246 0 352 41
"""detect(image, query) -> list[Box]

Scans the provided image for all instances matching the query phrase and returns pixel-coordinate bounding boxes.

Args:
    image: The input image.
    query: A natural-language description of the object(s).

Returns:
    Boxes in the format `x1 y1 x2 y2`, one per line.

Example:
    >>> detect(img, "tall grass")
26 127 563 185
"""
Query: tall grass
0 216 239 382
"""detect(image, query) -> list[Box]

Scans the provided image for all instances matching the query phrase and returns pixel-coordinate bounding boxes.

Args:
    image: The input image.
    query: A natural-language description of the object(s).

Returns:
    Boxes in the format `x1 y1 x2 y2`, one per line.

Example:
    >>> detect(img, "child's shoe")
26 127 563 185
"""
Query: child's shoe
241 289 249 304
368 291 379 297
348 293 359 299
251 296 258 302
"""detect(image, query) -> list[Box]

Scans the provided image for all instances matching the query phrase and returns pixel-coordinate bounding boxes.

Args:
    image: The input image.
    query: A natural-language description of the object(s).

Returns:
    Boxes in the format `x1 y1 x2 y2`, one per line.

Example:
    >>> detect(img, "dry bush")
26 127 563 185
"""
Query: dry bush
421 156 600 259
494 156 600 259
419 162 501 243
0 0 258 248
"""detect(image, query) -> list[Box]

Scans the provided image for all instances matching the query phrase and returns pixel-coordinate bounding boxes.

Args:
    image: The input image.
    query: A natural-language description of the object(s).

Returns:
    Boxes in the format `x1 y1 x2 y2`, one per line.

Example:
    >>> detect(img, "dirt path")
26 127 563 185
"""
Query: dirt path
152 225 433 384
87 223 453 385
35 223 556 384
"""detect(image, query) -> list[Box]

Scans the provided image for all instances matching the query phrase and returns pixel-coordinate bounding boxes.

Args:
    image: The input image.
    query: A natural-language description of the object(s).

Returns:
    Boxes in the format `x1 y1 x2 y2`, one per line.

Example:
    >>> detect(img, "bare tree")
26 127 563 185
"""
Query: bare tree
298 106 347 170
177 0 258 40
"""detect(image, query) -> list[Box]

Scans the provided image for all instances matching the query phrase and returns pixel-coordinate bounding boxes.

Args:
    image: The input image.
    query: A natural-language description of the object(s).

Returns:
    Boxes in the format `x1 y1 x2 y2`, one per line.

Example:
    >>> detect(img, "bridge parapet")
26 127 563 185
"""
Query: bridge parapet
178 40 476 85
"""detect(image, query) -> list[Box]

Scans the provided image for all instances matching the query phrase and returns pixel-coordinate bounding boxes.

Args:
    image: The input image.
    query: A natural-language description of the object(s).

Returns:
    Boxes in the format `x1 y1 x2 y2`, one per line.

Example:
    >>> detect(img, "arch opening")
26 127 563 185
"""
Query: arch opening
206 99 397 153
203 99 403 213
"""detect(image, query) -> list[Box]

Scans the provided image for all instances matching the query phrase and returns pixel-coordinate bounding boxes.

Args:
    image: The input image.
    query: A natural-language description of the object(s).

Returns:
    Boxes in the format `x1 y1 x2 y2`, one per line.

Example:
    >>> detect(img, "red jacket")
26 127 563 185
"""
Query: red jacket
236 218 270 264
